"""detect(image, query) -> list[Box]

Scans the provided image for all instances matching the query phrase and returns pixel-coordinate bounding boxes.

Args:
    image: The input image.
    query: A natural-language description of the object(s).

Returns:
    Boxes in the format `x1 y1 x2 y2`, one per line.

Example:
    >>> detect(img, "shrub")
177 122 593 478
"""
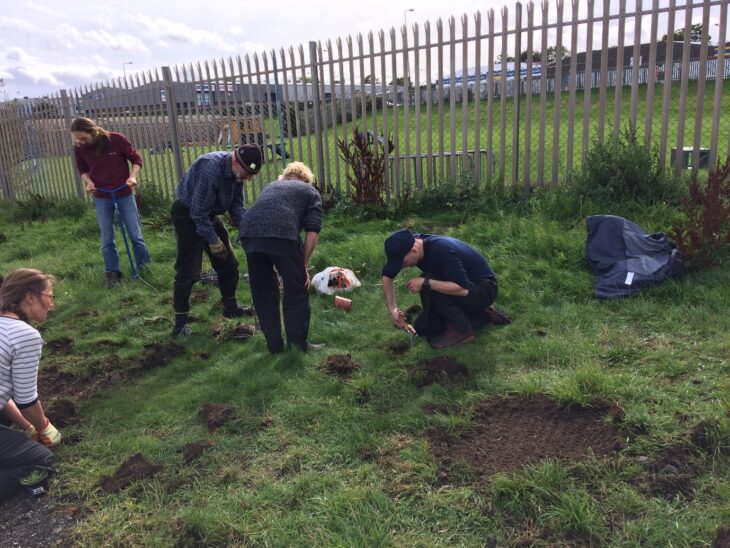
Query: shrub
11 194 88 223
135 180 170 218
570 126 682 205
669 157 730 269
337 127 393 208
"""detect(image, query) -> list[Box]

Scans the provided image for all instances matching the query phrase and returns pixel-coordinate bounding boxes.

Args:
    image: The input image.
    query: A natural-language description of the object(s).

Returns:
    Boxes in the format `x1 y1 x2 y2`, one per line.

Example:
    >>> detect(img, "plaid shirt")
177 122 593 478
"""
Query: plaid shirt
175 152 246 244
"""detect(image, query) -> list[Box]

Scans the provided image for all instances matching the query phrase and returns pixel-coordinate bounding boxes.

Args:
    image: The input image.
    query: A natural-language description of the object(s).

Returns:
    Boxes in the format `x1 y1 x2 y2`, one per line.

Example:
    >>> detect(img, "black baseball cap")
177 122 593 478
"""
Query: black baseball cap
381 229 415 278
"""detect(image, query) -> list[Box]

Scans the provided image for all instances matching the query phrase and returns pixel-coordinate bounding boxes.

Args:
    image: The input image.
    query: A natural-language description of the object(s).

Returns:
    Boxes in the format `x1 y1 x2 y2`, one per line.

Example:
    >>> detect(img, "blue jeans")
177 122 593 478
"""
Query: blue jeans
93 195 150 273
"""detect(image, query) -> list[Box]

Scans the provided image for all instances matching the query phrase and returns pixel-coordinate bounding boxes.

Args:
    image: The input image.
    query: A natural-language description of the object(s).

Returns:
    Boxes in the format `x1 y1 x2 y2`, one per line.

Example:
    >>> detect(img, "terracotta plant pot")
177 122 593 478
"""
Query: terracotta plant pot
333 295 352 311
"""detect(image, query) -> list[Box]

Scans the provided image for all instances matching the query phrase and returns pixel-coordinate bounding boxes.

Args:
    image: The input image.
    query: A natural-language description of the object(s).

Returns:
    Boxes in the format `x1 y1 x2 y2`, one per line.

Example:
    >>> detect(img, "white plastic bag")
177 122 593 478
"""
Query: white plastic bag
311 267 361 295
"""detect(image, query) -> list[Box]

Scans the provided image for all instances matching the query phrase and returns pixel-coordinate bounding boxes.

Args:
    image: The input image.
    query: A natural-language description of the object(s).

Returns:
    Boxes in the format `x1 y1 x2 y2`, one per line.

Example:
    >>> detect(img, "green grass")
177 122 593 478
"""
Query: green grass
1 194 729 545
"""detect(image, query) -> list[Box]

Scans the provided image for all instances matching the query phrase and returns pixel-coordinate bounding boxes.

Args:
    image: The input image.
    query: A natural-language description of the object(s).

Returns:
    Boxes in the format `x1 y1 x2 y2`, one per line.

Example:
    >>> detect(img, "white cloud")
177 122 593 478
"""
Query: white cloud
86 29 150 54
136 15 236 52
0 16 37 34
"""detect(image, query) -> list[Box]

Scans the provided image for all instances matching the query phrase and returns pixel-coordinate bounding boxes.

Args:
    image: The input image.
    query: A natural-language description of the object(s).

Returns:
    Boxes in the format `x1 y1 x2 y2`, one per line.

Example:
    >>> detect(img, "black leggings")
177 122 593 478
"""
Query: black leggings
0 426 54 500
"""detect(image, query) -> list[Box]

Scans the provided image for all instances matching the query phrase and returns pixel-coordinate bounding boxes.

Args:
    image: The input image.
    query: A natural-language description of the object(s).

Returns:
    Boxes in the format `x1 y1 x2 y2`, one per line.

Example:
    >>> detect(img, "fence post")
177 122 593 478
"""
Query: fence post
162 66 185 183
60 90 83 198
308 41 326 189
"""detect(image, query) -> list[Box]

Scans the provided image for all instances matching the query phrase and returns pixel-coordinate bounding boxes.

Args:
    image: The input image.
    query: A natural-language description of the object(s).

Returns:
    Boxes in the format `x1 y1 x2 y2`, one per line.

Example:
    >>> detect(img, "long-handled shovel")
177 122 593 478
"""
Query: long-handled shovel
96 184 154 289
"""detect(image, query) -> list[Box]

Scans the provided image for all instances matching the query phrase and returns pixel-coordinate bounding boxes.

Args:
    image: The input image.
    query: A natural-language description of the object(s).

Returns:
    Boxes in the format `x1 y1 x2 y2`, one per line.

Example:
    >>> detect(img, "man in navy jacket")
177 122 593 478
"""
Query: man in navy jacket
381 229 510 349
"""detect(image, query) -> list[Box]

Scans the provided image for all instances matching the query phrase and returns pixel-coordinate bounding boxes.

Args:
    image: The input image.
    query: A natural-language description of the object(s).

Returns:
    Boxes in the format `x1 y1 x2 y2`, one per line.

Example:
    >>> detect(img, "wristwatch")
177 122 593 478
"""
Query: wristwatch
422 276 431 290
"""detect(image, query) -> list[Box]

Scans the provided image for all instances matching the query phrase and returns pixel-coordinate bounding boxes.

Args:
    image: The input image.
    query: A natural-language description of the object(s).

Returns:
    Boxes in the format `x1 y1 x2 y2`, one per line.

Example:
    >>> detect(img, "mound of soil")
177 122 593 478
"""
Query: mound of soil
714 525 730 548
100 453 162 493
414 357 469 386
428 394 623 480
386 339 411 356
231 324 256 339
46 337 74 354
690 420 721 453
631 444 701 500
323 354 360 377
181 442 214 464
138 342 186 370
200 403 235 431
190 288 210 303
45 398 77 427
404 304 422 324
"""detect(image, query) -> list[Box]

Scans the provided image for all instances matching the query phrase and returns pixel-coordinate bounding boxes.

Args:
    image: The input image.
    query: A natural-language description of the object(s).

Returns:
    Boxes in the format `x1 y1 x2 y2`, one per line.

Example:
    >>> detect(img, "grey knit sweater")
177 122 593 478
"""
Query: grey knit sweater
238 179 322 241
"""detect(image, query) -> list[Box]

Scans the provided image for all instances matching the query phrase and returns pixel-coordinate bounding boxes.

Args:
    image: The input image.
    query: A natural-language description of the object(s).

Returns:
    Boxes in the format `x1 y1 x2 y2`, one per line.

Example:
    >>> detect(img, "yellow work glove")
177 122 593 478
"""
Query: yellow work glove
37 419 62 448
23 424 37 438
209 239 228 260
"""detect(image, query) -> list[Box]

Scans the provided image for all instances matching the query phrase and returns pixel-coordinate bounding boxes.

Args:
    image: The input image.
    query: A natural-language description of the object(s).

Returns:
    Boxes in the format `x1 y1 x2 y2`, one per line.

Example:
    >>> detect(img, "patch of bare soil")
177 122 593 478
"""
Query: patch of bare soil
714 525 730 548
100 453 163 493
386 339 411 356
413 356 469 386
323 353 360 377
690 419 722 453
428 395 623 480
631 444 701 500
46 336 74 354
0 493 80 547
190 288 210 303
181 442 214 465
404 304 422 324
45 398 77 427
138 342 186 370
200 403 236 431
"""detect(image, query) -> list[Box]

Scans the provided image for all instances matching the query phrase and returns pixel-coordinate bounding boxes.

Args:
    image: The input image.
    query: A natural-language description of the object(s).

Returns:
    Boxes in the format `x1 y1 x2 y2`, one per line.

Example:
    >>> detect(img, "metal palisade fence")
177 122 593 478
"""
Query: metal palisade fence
0 0 728 202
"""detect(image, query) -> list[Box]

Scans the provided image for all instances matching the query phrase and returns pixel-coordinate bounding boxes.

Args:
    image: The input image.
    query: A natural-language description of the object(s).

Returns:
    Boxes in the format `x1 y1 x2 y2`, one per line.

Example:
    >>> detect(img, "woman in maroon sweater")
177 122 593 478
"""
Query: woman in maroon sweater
71 117 151 288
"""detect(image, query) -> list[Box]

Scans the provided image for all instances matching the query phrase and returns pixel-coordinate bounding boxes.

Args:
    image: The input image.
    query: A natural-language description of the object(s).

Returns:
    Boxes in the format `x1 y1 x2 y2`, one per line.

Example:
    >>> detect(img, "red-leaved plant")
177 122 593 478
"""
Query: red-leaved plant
337 127 393 206
670 157 730 269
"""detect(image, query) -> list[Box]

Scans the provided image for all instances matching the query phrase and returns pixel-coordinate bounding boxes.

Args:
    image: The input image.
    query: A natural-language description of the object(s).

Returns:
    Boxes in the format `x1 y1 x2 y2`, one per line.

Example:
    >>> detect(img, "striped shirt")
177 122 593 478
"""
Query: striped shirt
0 317 42 409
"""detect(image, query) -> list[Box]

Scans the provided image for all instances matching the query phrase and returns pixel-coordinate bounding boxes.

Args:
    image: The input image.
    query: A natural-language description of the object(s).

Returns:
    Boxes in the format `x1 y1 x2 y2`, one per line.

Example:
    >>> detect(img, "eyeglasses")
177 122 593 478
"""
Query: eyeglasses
40 292 54 302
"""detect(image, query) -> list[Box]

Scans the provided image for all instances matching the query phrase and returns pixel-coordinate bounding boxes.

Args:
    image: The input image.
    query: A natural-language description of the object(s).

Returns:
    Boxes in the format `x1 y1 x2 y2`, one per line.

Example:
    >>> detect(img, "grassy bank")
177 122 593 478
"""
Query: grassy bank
0 195 728 545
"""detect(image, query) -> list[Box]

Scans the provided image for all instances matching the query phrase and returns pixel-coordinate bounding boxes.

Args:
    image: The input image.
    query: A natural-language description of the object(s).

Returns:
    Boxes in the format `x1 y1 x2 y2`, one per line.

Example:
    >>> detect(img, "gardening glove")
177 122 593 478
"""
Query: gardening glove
209 239 228 260
23 424 37 438
37 419 62 448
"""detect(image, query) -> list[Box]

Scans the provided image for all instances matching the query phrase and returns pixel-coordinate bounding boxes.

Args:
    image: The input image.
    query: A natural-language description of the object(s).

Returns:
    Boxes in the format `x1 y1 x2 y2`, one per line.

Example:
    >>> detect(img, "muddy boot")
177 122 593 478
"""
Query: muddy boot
429 326 475 349
172 324 194 338
172 312 194 338
484 306 512 325
222 303 255 318
105 271 122 289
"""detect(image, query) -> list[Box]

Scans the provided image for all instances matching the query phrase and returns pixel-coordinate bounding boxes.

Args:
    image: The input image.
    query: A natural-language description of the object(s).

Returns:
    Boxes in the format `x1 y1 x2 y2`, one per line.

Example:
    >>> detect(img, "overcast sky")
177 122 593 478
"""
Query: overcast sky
0 0 724 99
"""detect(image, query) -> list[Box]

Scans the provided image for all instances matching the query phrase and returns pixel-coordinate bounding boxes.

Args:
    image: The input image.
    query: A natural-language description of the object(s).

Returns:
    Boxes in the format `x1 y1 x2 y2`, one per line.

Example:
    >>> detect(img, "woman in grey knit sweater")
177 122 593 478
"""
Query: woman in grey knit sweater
238 162 323 354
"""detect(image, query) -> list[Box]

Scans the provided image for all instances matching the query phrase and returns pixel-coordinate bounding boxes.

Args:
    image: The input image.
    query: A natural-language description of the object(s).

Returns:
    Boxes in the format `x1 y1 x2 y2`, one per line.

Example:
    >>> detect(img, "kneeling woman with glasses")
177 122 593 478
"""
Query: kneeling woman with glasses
0 269 61 499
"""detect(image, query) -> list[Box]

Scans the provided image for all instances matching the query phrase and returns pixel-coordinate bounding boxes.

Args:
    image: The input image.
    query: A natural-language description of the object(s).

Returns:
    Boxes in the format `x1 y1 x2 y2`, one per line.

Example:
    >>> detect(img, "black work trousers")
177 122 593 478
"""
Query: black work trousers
171 200 239 314
245 249 310 354
0 426 54 500
413 279 497 341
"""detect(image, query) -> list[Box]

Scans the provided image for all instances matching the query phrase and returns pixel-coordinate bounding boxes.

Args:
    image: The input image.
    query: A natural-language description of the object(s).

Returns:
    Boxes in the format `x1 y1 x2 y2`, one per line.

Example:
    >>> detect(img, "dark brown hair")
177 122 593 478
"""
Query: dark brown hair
0 269 55 323
70 117 110 154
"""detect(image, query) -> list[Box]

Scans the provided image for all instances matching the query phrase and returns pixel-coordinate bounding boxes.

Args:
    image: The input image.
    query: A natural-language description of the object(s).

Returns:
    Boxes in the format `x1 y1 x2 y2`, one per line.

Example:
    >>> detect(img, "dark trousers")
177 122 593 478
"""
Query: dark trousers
413 279 497 341
171 200 239 314
245 250 310 354
0 426 54 500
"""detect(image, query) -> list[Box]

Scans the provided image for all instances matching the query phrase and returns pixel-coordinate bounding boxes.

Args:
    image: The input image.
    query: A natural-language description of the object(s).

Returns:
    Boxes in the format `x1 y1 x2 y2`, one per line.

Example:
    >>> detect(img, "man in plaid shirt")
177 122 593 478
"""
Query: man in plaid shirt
171 144 262 337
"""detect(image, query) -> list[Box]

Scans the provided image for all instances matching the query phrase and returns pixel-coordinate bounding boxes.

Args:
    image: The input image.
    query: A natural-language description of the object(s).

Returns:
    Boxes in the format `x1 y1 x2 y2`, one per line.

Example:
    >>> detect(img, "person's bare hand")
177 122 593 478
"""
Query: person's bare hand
84 181 96 193
406 277 424 294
